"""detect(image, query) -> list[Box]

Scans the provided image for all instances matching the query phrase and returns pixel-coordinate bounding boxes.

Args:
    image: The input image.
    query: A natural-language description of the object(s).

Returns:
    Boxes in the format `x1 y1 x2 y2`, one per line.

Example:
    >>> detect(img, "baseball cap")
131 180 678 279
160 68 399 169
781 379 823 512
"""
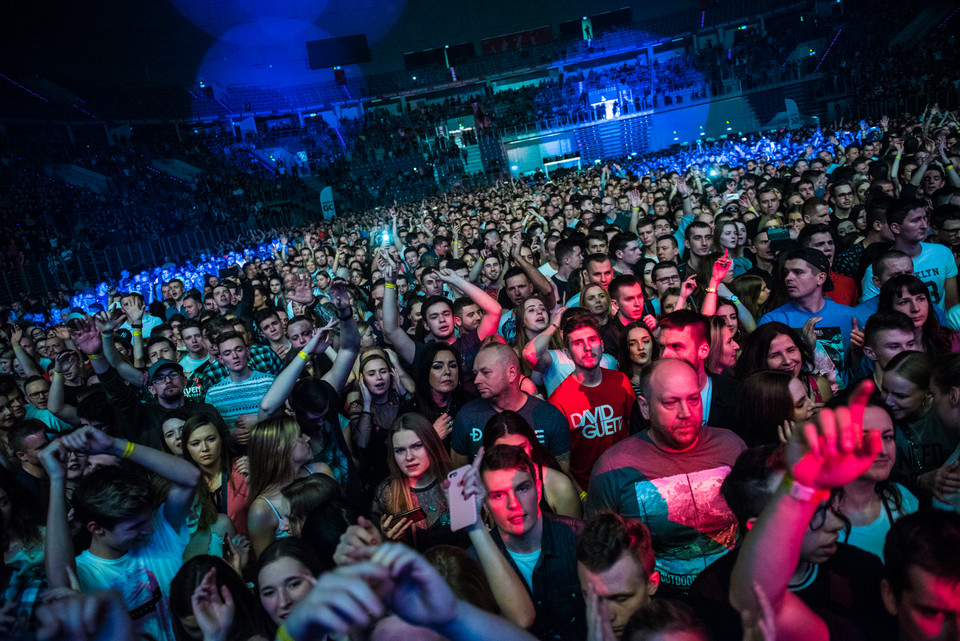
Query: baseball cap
783 248 834 292
147 359 184 384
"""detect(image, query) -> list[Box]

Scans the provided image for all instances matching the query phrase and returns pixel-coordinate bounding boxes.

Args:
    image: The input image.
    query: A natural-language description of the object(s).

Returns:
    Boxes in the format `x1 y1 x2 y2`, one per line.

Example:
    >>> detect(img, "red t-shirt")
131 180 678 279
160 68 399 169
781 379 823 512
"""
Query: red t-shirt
825 271 858 307
548 369 636 489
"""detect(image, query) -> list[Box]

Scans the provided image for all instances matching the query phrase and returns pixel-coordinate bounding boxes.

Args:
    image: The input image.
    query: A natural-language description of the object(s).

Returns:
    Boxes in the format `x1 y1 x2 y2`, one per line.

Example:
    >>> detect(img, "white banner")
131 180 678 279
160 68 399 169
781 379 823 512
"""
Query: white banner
320 186 336 220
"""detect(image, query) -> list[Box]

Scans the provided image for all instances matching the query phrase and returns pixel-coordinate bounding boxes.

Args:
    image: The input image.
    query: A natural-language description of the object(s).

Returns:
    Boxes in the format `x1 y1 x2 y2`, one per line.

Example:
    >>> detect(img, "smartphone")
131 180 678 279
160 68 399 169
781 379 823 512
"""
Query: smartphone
447 465 478 531
396 506 427 523
381 230 391 245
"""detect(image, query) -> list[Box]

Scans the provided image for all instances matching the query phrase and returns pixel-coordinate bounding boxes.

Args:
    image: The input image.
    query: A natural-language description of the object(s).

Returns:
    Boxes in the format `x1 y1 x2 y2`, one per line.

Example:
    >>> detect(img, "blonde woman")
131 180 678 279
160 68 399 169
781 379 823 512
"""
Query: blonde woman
246 416 333 555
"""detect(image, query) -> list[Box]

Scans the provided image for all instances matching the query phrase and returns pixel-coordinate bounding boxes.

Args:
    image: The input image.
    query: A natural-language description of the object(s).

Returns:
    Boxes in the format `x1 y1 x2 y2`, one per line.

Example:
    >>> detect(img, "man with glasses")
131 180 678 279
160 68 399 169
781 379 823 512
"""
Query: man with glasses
601 196 630 231
650 262 682 314
829 182 856 223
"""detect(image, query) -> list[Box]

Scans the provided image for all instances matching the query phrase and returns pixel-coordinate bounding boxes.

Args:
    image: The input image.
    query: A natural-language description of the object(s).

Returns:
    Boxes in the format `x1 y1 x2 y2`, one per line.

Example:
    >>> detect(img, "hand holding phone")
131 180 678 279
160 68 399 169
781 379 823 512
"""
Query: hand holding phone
447 446 485 532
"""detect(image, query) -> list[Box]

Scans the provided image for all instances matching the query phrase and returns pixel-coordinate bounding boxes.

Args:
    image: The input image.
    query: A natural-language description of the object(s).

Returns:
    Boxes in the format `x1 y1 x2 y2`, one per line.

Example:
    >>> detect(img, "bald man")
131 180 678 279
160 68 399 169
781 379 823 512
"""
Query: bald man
585 358 746 599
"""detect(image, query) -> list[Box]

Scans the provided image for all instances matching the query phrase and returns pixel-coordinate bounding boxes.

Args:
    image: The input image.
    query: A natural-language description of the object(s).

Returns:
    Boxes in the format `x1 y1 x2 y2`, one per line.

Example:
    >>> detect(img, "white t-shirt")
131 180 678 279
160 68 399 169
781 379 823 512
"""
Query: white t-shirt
538 262 558 279
75 504 189 641
859 242 958 308
506 547 542 591
179 353 209 375
120 313 163 339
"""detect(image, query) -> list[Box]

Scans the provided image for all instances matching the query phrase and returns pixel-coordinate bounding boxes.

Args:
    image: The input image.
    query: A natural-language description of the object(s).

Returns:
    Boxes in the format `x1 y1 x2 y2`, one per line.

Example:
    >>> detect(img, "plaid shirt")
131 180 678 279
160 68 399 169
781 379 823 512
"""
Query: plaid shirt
198 343 283 394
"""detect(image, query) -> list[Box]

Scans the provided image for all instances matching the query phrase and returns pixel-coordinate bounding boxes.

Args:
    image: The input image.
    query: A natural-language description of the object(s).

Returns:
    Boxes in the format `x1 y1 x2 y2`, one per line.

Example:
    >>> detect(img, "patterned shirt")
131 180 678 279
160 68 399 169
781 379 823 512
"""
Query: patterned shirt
197 344 283 395
204 370 275 430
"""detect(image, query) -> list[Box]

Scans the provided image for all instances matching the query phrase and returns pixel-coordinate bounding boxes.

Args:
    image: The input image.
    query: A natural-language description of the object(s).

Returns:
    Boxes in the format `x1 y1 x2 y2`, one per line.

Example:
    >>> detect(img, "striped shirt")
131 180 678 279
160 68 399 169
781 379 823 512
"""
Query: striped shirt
204 370 275 429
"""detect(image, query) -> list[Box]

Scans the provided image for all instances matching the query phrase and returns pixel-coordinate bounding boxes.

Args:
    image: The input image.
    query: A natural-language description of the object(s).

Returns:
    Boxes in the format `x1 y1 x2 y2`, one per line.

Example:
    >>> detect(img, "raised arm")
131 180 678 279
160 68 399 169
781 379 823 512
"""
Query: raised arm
48 355 81 426
61 426 201 531
522 306 565 373
95 312 143 386
9 327 42 378
511 244 556 309
701 251 732 317
438 269 502 339
40 440 77 590
380 257 417 364
259 327 333 421
729 382 881 641
321 287 361 394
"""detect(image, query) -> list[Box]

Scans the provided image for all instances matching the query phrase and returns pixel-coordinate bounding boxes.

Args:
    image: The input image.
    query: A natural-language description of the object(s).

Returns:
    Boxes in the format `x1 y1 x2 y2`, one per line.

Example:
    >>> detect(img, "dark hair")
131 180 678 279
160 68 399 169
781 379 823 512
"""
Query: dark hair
560 313 601 351
618 321 659 378
737 371 795 446
181 412 233 476
253 307 281 329
170 556 266 641
621 600 708 641
479 444 536 482
254 538 327 631
412 341 465 423
299 498 358 569
424 545 500 614
734 322 813 380
721 444 786 532
609 232 638 261
878 274 951 355
658 310 710 349
73 463 155 529
215 330 246 348
9 418 47 456
609 274 642 302
577 512 656 579
884 509 960 598
886 198 928 229
863 311 915 348
932 353 960 394
482 411 562 472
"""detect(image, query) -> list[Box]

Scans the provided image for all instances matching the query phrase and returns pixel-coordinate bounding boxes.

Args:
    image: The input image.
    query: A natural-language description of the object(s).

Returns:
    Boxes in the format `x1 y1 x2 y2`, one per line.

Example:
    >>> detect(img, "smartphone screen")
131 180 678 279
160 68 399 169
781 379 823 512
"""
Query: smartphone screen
446 465 478 531
396 506 427 523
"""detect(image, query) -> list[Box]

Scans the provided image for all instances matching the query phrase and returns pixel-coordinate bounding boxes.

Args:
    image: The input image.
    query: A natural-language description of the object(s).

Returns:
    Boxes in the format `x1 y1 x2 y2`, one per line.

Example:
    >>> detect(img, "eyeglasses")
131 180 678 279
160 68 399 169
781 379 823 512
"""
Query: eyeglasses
152 372 181 384
656 275 681 285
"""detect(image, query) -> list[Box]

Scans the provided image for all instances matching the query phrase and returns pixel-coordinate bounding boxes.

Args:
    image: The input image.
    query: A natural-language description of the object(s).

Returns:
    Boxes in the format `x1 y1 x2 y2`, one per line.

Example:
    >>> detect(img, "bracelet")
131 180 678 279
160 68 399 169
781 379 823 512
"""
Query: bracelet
385 283 396 289
276 624 296 641
100 331 113 338
948 164 955 171
12 345 21 351
121 441 135 460
132 331 142 337
782 475 830 503
87 353 100 360
53 371 63 377
131 323 143 329
705 287 717 293
297 350 310 361
579 490 587 503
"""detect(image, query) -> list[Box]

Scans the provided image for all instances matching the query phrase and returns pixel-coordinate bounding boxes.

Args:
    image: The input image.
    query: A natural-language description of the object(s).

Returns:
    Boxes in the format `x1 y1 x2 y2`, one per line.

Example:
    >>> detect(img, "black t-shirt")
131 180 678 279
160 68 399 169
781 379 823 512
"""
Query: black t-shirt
411 329 482 395
687 543 895 641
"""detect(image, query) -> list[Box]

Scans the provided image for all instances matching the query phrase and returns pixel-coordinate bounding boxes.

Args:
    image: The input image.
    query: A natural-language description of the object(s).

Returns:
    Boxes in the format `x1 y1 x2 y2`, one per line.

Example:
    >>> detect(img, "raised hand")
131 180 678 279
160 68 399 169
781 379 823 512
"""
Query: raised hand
121 296 145 323
191 568 234 641
333 516 383 566
94 311 127 334
69 316 102 356
39 439 70 481
288 273 316 305
370 543 458 629
711 249 732 286
680 274 698 299
60 426 116 456
786 381 881 490
800 316 822 350
849 318 864 350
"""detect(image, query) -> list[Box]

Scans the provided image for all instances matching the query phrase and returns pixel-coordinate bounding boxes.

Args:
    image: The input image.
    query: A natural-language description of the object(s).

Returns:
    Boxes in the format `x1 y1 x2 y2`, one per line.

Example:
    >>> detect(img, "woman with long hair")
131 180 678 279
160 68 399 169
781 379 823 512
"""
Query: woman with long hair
170 555 268 641
372 412 465 550
729 274 771 322
512 295 554 362
181 412 251 537
246 417 332 556
254 538 328 636
482 411 582 519
617 321 658 396
278 474 340 538
838 403 918 561
878 274 960 355
400 341 469 443
734 322 833 407
736 370 816 446
712 219 751 276
579 284 614 346
704 316 740 377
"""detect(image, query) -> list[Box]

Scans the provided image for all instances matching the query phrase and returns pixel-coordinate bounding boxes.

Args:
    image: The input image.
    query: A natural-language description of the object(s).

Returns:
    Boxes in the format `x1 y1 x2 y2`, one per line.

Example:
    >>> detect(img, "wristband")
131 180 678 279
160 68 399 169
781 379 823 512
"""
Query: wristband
385 283 396 289
579 490 588 503
100 331 113 338
297 350 310 361
276 624 296 641
53 371 63 377
121 441 135 460
87 353 100 360
705 287 717 293
948 164 955 171
132 331 142 337
783 475 830 503
131 323 143 329
12 345 22 351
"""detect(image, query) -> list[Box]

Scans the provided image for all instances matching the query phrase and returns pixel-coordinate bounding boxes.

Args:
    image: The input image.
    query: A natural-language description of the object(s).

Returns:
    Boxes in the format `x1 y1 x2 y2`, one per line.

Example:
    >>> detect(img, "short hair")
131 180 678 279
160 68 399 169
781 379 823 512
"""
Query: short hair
479 444 536 481
609 232 638 260
865 194 895 228
658 310 710 348
797 223 834 248
555 237 580 264
864 311 915 347
887 198 928 228
452 296 480 318
721 444 786 531
422 295 454 318
9 419 47 455
873 249 911 281
73 463 155 528
801 197 829 219
621 599 708 641
577 512 656 579
585 253 611 270
215 330 246 348
884 509 960 598
145 335 175 353
253 307 280 329
561 314 601 351
651 261 680 282
655 235 678 248
180 318 202 333
503 266 528 283
609 274 642 301
684 221 712 241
